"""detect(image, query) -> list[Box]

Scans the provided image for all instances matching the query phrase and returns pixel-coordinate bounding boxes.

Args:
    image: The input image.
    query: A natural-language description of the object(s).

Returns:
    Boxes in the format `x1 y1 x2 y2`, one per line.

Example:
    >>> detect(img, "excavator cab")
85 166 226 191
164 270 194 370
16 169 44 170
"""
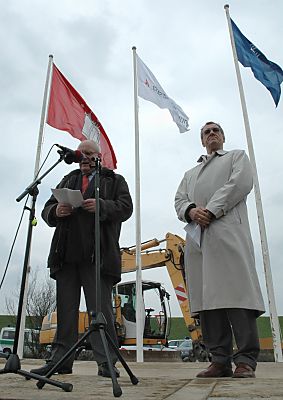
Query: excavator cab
114 280 170 346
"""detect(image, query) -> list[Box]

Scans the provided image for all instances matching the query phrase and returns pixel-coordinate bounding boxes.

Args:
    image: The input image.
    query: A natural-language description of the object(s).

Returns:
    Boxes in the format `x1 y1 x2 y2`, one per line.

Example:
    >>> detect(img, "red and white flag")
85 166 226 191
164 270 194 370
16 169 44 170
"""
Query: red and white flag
47 64 117 169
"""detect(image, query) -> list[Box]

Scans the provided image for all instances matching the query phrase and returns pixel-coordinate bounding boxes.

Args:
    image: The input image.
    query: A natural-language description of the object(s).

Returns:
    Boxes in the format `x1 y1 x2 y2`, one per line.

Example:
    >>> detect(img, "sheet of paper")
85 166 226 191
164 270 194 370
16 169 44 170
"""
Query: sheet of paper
51 188 84 208
184 222 201 247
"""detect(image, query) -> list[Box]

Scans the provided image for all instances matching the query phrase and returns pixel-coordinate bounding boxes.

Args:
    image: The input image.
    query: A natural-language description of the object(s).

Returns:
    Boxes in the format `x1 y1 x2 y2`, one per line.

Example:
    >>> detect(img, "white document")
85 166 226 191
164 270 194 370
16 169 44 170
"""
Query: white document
51 188 84 208
184 222 201 247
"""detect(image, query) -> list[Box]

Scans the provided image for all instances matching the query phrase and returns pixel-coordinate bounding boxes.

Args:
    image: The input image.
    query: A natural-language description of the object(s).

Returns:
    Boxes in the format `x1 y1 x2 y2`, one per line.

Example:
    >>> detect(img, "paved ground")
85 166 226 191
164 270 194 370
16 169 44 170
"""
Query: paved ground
1 358 283 399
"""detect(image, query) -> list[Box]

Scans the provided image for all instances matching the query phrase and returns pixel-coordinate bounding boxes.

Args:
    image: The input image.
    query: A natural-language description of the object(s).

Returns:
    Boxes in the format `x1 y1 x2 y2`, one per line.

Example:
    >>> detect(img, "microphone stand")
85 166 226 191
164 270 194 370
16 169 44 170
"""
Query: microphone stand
0 151 73 392
35 156 138 397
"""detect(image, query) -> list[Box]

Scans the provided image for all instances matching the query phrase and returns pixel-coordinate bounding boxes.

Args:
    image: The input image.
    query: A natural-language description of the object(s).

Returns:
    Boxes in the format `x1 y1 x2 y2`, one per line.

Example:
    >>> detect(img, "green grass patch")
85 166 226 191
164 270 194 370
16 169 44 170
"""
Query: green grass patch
168 316 283 340
1 314 282 340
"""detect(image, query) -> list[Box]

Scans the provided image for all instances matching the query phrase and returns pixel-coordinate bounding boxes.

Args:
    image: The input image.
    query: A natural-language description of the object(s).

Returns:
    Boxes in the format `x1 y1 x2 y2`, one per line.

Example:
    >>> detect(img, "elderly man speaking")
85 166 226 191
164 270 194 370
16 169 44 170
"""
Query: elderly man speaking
175 121 265 379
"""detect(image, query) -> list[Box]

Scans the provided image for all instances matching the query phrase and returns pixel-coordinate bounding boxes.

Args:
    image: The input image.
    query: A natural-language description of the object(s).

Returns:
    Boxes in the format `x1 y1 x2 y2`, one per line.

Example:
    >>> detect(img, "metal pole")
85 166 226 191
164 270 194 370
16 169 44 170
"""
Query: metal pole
132 46 144 362
34 54 54 177
224 4 282 362
17 55 54 358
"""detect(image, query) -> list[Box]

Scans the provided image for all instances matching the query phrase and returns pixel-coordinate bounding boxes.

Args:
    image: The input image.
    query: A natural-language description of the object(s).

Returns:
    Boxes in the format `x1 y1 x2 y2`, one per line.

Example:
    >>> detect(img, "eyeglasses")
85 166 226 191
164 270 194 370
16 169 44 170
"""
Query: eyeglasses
203 127 220 135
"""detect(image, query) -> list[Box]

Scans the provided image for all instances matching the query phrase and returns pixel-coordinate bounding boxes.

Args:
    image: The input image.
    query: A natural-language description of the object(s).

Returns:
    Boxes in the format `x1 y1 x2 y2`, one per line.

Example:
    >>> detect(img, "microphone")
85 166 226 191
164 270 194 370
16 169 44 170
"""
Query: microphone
55 144 83 164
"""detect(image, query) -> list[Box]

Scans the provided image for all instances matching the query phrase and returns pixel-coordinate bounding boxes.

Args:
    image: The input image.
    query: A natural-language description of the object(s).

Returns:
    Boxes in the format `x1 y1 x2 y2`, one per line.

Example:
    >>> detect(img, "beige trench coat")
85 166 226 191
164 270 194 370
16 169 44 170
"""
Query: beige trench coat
175 149 265 316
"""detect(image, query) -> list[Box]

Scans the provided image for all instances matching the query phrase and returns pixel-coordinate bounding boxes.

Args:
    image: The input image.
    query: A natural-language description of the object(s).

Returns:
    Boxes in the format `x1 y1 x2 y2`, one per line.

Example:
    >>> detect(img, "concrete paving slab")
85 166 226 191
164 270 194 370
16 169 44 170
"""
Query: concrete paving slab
0 359 283 400
167 380 216 400
209 378 283 399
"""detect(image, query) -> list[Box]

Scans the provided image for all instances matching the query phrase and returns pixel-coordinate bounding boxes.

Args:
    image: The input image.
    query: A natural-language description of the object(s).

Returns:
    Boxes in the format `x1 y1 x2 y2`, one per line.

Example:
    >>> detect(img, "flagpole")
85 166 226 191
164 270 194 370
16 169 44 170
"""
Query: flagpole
132 46 144 363
224 4 283 362
17 55 54 358
34 55 54 176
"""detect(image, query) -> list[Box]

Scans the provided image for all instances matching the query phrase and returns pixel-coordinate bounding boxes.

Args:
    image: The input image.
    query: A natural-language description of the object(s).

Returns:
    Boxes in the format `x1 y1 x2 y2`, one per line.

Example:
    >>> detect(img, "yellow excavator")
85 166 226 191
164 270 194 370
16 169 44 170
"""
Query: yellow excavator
39 233 209 360
119 232 201 342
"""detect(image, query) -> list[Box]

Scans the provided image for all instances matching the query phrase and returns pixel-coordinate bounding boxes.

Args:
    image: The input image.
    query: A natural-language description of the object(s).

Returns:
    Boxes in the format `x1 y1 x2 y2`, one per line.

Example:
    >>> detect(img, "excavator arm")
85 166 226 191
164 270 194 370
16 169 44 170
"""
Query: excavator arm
121 232 202 342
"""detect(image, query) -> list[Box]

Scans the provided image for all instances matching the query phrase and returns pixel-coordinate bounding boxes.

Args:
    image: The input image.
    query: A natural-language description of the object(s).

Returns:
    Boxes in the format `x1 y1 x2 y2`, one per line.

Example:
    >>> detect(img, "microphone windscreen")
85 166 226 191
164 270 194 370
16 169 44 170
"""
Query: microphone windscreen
64 150 83 164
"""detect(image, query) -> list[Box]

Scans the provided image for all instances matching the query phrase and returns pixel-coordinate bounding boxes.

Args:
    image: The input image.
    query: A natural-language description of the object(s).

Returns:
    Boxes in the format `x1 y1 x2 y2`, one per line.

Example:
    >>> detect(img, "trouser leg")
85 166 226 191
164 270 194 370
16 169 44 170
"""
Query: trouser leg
81 262 118 365
200 309 233 366
52 263 81 368
227 308 260 370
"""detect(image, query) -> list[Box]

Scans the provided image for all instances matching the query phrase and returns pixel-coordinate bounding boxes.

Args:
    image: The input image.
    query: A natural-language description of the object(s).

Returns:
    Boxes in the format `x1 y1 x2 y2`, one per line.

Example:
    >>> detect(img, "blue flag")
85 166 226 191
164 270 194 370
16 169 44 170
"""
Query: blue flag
231 19 283 106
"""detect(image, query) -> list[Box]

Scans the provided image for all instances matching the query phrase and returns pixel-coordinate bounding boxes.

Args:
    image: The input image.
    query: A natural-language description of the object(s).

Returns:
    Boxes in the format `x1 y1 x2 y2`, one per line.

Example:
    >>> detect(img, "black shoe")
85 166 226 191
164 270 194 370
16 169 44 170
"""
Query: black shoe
30 362 73 376
98 362 120 378
57 367 73 375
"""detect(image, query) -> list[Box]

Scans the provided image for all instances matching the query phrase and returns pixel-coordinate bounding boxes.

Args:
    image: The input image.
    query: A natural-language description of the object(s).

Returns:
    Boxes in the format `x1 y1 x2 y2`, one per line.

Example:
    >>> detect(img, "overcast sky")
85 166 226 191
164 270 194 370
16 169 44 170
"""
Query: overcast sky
0 0 282 319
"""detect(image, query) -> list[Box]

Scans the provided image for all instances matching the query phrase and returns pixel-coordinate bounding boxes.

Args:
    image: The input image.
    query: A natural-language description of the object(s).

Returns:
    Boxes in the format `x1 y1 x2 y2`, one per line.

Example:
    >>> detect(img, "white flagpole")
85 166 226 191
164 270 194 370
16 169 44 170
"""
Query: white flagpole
34 55 54 177
132 46 144 362
17 55 53 358
224 4 283 362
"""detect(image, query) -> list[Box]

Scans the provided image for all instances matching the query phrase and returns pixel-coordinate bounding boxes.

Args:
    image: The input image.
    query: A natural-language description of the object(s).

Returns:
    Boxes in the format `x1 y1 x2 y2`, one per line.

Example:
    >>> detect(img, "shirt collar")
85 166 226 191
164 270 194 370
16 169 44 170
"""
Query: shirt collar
82 170 96 179
197 149 228 163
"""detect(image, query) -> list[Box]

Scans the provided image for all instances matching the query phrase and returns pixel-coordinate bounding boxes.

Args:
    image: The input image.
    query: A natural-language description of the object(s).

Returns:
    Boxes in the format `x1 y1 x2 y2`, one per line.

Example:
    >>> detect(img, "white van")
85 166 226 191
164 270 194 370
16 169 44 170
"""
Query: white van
0 327 38 355
167 339 185 349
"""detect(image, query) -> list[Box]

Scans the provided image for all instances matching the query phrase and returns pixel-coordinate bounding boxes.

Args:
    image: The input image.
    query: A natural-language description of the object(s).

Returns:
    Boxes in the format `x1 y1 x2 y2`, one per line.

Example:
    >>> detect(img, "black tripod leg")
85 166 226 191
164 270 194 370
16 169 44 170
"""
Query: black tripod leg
105 331 139 385
99 327 122 398
36 329 94 389
0 354 72 392
19 369 73 392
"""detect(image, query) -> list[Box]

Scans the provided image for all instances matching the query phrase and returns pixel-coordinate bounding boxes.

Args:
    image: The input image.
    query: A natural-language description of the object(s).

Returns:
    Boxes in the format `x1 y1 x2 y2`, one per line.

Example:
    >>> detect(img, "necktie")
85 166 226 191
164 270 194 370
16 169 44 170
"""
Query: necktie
82 175 89 193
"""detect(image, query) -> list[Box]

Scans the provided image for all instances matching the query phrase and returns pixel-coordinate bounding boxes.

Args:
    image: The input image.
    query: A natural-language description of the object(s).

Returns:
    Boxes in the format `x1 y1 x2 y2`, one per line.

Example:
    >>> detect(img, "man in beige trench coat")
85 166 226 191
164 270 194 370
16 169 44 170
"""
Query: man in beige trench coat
175 121 265 378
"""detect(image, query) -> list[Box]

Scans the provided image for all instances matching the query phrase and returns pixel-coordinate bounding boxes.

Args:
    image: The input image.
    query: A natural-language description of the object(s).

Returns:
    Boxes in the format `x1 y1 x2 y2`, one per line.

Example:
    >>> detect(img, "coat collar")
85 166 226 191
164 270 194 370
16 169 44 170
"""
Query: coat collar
197 149 228 163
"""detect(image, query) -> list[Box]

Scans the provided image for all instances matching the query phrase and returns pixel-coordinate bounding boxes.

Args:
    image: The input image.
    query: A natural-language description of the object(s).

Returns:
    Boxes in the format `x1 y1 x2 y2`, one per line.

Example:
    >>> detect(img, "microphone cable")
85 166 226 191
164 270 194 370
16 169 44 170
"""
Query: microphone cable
0 145 55 291
0 197 28 291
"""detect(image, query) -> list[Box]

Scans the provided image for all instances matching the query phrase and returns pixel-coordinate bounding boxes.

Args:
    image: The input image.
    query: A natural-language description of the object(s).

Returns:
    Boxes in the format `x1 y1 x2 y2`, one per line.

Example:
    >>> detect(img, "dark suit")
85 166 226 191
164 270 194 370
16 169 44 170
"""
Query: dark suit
42 167 133 367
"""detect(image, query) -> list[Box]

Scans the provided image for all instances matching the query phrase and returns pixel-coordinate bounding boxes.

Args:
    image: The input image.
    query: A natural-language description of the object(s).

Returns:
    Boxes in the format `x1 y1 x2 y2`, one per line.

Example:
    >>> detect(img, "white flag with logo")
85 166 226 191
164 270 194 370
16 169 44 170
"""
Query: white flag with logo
136 54 189 133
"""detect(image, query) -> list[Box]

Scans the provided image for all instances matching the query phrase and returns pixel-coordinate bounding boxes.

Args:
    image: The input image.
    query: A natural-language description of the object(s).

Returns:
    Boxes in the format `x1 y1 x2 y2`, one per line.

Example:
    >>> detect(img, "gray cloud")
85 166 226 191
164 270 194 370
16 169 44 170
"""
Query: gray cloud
0 0 283 319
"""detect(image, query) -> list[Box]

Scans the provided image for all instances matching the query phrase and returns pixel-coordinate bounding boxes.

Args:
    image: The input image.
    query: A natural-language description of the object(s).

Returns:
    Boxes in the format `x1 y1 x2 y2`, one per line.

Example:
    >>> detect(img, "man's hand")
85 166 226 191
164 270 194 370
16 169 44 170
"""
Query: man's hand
82 199 96 213
189 206 213 228
56 202 73 218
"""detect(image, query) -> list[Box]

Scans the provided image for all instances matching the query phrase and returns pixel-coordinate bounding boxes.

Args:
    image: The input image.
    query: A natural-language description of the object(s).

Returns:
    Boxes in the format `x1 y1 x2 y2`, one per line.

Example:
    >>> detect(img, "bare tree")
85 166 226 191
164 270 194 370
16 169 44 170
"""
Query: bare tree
5 268 56 357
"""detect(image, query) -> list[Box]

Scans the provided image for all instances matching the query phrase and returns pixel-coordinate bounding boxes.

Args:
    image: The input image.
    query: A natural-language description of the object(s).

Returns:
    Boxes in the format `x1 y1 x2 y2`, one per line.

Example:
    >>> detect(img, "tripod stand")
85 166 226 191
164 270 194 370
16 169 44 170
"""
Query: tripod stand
0 151 73 392
35 156 138 397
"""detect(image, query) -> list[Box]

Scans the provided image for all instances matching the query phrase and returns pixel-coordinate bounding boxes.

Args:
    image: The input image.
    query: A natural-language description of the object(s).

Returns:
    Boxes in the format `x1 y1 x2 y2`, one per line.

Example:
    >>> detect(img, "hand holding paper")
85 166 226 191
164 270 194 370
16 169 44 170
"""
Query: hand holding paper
51 188 84 208
184 222 201 247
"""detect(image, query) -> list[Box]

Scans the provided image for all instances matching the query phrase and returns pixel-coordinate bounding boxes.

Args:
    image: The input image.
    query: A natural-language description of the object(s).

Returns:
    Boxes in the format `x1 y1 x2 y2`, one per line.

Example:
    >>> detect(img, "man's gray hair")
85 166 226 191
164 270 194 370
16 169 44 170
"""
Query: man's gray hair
78 139 101 153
